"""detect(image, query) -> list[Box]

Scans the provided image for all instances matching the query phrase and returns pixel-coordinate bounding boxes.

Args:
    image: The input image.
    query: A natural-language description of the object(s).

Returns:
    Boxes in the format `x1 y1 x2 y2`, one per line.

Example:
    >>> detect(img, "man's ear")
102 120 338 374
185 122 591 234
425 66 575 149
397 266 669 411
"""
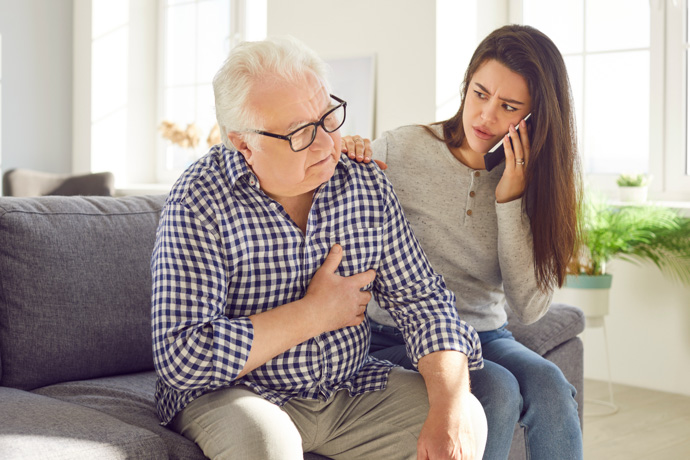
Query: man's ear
228 132 254 165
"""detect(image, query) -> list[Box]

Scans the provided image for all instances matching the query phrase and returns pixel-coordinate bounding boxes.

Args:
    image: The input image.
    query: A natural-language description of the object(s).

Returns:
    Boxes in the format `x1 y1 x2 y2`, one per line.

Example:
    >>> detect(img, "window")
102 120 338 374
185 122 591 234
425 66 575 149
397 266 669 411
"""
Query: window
157 0 266 184
512 0 690 200
436 0 476 121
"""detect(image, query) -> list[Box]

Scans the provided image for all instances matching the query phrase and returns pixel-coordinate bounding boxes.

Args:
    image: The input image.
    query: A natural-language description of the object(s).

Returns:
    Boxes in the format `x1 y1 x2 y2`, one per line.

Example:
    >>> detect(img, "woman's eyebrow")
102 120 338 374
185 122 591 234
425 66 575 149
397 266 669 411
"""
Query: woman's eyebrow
475 82 526 106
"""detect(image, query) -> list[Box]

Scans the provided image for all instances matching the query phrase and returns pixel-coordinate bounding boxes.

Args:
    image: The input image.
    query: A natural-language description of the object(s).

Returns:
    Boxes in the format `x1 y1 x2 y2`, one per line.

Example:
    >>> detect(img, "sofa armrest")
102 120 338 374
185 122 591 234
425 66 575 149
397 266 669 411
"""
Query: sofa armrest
505 303 585 356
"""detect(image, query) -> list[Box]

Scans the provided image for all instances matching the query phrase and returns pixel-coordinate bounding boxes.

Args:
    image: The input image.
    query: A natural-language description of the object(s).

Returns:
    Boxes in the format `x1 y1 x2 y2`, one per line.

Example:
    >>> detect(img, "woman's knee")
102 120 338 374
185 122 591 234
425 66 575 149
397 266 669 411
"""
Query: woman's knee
522 362 578 420
471 363 522 421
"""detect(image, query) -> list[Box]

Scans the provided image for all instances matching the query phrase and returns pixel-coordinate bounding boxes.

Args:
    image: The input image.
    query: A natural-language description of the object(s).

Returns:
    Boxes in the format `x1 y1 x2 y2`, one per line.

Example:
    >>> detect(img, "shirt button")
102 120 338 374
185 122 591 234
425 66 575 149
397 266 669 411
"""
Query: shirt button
249 177 256 186
467 210 472 216
474 171 480 177
469 191 476 198
269 202 277 210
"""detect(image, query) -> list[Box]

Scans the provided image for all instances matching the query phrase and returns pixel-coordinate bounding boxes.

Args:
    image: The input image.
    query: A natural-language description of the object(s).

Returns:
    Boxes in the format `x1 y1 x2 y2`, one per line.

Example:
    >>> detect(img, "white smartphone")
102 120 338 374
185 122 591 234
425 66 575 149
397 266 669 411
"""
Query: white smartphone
484 113 533 171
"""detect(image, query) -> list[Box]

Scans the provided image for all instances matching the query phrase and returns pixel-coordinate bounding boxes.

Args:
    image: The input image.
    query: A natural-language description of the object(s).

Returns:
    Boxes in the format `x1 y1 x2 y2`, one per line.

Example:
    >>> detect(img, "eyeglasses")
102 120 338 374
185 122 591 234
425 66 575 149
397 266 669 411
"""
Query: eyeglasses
249 94 347 152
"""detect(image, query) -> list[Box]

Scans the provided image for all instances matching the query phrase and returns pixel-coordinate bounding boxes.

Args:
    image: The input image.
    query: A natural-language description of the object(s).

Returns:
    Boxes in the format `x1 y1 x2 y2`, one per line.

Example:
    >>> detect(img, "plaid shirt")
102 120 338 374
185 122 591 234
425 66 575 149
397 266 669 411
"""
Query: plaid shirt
151 145 482 425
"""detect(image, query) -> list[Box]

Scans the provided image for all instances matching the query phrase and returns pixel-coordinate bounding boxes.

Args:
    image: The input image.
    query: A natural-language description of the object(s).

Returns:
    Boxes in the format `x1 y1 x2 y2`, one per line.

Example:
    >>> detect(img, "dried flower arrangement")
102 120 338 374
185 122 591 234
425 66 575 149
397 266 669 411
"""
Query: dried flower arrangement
158 121 201 149
206 123 221 147
158 121 223 151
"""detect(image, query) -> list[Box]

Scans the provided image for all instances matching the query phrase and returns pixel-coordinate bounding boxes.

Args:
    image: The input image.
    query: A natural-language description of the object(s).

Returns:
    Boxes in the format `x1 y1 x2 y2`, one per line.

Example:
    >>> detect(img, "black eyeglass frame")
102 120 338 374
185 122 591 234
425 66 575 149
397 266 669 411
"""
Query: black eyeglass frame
249 94 347 152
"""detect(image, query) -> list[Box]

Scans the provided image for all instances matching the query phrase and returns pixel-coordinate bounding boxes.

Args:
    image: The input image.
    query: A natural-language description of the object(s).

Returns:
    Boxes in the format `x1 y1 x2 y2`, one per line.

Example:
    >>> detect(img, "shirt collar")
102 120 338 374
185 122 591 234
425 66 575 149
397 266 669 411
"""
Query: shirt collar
220 144 255 189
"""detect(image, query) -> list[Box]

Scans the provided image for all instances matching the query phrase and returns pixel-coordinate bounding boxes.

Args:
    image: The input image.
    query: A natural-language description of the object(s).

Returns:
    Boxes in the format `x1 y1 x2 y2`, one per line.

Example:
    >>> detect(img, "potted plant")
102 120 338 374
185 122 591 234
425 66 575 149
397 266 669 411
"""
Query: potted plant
616 173 650 202
555 194 690 320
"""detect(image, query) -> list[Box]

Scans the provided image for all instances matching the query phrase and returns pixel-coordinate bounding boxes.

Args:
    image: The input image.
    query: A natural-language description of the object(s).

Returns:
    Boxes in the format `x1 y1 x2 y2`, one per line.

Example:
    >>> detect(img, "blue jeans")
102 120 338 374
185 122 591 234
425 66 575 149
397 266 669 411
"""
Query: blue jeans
369 321 583 460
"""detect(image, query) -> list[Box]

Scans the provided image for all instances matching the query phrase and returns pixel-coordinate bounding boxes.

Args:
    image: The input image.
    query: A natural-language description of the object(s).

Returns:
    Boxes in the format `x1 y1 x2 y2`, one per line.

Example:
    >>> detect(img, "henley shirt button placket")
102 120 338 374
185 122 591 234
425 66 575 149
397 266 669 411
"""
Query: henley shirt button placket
465 170 480 219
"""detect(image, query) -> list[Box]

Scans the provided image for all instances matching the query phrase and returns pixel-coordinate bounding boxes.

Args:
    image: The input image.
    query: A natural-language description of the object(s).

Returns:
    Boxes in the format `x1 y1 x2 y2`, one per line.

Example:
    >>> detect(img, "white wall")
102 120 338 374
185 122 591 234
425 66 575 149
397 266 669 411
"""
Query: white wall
267 0 437 137
0 0 73 175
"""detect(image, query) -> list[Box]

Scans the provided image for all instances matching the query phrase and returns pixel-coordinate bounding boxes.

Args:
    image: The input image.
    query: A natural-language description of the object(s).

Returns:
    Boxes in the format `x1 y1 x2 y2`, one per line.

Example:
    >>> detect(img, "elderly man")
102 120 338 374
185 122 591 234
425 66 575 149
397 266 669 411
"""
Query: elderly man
151 36 486 460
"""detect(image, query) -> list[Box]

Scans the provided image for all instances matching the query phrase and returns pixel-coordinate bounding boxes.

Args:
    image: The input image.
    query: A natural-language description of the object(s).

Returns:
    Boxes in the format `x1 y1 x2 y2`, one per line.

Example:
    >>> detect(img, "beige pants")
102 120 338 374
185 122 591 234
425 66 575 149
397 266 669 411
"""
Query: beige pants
172 367 485 460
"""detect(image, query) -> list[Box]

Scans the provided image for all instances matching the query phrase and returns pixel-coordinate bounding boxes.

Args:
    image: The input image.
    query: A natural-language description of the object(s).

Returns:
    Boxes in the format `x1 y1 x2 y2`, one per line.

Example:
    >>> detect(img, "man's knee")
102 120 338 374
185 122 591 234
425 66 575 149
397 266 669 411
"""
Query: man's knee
173 387 303 460
466 392 489 459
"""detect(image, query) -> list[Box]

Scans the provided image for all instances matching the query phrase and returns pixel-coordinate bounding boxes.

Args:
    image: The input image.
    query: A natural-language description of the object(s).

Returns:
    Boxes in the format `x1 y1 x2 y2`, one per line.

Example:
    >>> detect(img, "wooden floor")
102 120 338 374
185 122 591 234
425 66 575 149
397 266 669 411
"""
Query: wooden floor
583 379 690 459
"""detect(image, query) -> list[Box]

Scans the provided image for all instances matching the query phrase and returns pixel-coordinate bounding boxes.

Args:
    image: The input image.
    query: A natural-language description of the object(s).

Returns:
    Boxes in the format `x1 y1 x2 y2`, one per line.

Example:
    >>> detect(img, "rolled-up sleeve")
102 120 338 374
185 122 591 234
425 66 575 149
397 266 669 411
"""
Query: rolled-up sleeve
373 177 483 370
151 201 253 391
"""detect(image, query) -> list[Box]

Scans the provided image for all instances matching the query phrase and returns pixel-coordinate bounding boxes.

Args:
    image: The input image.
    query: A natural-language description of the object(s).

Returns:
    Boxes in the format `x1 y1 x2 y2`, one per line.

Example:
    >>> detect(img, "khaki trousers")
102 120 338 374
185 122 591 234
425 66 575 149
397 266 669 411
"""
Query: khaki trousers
172 367 483 460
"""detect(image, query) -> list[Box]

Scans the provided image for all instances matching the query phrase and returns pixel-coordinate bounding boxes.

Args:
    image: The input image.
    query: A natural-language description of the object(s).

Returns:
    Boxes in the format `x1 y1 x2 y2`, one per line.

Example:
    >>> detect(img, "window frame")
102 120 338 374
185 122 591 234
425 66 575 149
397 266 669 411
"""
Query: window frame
155 0 234 184
663 0 690 199
154 0 266 185
511 0 690 202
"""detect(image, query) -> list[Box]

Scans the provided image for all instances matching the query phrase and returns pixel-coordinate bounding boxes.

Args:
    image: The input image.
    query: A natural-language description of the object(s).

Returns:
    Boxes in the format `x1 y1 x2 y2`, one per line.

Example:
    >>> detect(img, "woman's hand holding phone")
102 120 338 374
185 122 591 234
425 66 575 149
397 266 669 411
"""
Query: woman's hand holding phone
495 117 531 204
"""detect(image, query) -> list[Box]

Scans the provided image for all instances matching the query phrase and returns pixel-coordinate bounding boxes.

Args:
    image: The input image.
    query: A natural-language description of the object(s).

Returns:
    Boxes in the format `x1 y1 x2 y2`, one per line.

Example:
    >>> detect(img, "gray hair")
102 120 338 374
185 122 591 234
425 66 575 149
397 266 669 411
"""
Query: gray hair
213 36 331 149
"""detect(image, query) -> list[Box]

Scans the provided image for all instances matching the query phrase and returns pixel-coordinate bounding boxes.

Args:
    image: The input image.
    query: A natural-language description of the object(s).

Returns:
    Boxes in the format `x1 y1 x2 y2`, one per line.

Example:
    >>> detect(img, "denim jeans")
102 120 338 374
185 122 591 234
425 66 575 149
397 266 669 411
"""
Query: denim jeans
369 321 583 460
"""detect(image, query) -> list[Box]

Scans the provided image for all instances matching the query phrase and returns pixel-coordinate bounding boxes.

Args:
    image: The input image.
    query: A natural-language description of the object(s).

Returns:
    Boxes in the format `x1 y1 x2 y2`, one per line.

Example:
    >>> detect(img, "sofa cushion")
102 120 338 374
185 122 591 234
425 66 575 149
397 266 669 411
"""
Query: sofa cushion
0 195 167 389
33 371 206 460
505 302 585 356
35 371 333 460
0 386 166 459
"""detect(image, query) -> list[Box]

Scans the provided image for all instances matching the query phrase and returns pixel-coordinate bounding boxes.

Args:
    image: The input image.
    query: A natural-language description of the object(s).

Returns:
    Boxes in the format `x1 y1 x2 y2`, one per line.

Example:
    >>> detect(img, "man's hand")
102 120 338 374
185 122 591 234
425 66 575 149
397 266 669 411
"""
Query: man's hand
416 394 484 460
417 351 487 460
303 244 376 332
243 245 375 378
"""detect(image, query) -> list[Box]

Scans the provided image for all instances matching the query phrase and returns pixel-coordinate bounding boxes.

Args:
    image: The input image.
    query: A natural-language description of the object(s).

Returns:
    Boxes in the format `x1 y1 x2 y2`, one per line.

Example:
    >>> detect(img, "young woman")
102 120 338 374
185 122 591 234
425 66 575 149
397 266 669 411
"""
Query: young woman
343 24 583 460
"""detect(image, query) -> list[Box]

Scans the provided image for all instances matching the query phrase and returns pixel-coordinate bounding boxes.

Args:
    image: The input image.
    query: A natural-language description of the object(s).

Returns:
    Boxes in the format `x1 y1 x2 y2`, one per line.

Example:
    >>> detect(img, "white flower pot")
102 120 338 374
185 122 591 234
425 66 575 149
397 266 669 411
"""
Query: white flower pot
552 274 612 327
618 186 648 203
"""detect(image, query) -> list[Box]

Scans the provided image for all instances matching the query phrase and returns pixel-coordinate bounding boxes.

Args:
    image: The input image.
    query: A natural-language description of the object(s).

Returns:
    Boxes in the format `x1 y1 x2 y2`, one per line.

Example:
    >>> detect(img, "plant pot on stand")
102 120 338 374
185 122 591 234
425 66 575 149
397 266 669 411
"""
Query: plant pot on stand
553 273 618 415
618 185 648 203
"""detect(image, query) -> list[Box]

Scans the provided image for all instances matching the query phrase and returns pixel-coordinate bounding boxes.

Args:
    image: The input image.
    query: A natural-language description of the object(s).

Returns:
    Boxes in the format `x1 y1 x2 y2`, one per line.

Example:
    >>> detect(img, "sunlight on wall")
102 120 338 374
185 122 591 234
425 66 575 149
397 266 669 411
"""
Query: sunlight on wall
436 0 476 121
74 0 157 186
91 0 129 181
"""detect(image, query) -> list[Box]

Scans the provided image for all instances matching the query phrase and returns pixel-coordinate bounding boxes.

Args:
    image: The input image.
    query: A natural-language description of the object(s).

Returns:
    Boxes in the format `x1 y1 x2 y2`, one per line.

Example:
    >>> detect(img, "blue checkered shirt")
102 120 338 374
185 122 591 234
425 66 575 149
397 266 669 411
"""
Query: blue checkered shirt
151 145 483 425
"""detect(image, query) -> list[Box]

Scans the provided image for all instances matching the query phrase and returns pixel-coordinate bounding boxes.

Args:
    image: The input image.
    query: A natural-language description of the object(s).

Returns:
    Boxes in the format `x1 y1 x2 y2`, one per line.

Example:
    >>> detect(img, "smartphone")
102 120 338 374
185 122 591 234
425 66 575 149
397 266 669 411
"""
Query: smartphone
484 113 533 171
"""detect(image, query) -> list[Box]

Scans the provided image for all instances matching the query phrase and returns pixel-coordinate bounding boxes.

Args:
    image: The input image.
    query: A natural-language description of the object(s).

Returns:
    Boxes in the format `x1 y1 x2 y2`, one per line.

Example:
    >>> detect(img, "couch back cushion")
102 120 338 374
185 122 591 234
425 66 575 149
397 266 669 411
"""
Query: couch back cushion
0 195 167 390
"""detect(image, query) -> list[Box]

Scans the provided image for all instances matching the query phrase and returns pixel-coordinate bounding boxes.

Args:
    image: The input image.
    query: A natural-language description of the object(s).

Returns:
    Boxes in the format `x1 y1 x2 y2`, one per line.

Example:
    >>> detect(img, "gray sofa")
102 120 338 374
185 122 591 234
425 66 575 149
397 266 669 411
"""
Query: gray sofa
0 194 584 459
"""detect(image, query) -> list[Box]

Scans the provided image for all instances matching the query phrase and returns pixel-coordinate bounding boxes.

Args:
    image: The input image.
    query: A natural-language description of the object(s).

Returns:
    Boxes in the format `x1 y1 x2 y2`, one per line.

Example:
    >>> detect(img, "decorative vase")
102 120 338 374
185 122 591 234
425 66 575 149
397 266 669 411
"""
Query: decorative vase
553 274 613 327
618 185 648 203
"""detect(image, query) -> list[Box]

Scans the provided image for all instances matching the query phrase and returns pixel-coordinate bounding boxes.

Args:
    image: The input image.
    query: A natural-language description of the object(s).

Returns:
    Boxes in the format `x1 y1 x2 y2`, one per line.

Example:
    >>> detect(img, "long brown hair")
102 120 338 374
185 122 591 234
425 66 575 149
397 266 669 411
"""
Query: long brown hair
438 24 582 290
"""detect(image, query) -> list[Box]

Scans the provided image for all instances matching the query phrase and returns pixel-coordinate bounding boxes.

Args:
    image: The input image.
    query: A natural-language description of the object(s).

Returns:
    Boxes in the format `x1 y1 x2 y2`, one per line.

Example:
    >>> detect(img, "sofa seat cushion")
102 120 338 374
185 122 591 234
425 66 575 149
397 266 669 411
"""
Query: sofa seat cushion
0 386 166 460
505 302 585 356
0 195 166 390
32 371 205 460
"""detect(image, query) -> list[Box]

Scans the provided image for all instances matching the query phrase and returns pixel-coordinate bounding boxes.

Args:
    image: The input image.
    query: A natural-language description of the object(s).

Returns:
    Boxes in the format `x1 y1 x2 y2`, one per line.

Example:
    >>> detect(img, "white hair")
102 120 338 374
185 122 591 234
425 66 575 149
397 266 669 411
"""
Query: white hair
212 36 332 149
